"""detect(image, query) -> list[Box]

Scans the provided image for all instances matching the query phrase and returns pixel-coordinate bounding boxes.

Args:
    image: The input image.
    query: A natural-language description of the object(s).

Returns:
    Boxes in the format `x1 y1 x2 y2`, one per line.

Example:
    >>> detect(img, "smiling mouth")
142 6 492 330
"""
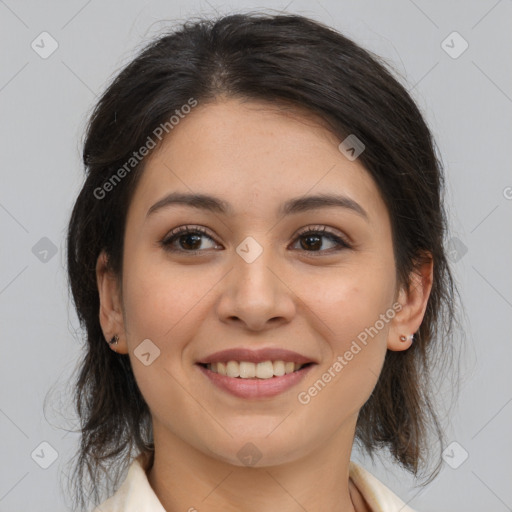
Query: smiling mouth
198 361 314 379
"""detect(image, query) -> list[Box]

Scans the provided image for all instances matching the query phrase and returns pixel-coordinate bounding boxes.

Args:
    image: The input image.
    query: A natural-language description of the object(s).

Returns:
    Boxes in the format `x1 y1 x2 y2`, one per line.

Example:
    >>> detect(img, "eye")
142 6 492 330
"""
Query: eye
291 225 351 254
160 225 220 253
160 224 352 255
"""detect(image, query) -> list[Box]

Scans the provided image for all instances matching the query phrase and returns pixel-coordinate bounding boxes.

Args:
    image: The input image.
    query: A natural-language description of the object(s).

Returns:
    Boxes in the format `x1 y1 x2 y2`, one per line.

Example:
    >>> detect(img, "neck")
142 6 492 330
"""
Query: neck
147 416 366 512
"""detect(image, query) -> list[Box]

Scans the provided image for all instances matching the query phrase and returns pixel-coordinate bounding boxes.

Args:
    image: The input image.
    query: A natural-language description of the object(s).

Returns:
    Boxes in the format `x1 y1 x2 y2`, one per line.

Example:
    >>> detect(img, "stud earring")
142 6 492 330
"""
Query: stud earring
399 334 414 343
108 334 119 349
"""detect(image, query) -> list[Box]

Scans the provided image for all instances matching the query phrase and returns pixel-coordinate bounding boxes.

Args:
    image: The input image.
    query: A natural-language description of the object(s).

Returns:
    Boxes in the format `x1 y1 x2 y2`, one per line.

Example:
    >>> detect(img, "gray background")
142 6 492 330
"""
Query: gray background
0 0 511 511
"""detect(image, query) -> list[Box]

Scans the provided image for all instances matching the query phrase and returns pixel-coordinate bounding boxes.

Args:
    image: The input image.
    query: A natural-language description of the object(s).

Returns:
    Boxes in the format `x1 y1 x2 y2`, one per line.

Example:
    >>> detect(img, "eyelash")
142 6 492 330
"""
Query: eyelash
160 225 352 255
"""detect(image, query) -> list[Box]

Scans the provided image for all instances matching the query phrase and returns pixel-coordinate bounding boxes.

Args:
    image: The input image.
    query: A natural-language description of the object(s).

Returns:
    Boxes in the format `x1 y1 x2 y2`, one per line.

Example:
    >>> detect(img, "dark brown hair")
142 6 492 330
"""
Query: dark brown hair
64 12 461 511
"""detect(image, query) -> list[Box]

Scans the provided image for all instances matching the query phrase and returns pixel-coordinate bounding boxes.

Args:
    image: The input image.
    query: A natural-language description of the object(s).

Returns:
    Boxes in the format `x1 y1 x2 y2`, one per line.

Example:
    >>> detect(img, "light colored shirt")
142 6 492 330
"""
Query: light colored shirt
93 452 417 512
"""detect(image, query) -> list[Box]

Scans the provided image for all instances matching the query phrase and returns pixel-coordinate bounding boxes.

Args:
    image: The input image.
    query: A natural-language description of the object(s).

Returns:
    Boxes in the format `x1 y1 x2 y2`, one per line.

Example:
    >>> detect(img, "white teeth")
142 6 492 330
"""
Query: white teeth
239 361 256 378
256 361 274 379
217 362 227 376
226 361 240 378
206 360 306 378
285 362 295 374
273 360 285 376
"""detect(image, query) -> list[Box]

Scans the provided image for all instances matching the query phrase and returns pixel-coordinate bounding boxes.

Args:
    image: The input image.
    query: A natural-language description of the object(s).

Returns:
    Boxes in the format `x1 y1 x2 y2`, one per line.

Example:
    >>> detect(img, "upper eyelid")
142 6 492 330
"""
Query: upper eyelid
162 224 351 248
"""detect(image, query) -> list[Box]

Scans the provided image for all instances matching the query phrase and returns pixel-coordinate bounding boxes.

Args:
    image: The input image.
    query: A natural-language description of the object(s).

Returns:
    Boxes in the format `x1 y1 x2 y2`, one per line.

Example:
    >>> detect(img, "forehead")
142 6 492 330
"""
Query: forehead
129 98 387 223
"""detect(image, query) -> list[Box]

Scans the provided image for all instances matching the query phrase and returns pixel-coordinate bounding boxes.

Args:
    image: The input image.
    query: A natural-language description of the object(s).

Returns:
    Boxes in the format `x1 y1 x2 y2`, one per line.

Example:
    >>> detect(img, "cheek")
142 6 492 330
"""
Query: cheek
120 254 212 414
306 262 395 343
295 276 393 423
121 252 220 348
297 259 395 402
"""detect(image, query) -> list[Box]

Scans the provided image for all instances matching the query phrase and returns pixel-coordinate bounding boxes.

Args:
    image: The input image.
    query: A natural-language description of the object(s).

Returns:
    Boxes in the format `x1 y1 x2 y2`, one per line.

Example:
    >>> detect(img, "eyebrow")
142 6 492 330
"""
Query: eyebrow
146 192 369 220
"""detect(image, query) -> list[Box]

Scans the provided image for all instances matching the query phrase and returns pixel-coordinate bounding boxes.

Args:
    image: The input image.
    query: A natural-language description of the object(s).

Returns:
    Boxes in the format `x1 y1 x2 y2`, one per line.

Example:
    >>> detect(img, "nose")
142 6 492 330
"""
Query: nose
216 242 296 331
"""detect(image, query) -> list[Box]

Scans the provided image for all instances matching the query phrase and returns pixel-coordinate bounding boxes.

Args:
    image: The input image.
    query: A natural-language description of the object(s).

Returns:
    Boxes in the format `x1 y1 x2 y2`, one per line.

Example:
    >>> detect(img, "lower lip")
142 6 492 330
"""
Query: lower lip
197 363 315 399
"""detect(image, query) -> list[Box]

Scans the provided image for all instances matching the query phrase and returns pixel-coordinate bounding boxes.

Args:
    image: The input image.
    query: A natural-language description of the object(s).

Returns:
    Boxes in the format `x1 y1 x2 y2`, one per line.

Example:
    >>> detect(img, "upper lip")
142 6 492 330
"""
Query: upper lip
197 347 317 365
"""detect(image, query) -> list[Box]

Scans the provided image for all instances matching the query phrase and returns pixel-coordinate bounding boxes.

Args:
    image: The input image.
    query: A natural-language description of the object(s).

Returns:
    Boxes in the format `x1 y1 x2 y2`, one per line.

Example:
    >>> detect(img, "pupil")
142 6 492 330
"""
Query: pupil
182 234 201 250
302 235 321 250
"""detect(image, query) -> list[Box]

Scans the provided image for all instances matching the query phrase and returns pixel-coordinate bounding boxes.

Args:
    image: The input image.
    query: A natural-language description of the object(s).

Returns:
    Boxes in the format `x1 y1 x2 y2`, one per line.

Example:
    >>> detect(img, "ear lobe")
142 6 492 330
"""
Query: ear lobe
96 250 127 353
388 256 434 351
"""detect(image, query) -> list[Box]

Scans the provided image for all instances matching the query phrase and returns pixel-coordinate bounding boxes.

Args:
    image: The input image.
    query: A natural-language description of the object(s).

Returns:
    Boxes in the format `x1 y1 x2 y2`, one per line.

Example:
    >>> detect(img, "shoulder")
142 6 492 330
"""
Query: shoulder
92 452 166 512
349 460 420 512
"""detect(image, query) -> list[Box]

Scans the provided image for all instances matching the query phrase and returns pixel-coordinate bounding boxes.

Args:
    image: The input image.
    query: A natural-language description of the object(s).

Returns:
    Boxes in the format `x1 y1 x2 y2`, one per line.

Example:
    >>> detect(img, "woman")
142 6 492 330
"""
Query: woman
66 12 459 512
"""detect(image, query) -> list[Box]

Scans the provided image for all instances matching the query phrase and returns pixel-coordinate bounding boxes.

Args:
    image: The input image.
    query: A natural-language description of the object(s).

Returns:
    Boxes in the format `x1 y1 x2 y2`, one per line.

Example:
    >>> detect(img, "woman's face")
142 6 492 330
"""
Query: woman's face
105 97 412 466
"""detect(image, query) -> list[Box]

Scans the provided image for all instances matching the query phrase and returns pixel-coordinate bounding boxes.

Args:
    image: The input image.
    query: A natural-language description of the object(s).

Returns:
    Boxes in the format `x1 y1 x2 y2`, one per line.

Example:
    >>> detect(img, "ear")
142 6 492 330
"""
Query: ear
96 250 128 354
388 254 433 351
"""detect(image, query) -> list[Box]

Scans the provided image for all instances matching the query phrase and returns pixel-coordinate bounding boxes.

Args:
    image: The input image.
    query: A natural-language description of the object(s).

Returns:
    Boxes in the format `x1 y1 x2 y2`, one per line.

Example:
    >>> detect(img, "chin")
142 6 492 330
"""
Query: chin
201 434 308 469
